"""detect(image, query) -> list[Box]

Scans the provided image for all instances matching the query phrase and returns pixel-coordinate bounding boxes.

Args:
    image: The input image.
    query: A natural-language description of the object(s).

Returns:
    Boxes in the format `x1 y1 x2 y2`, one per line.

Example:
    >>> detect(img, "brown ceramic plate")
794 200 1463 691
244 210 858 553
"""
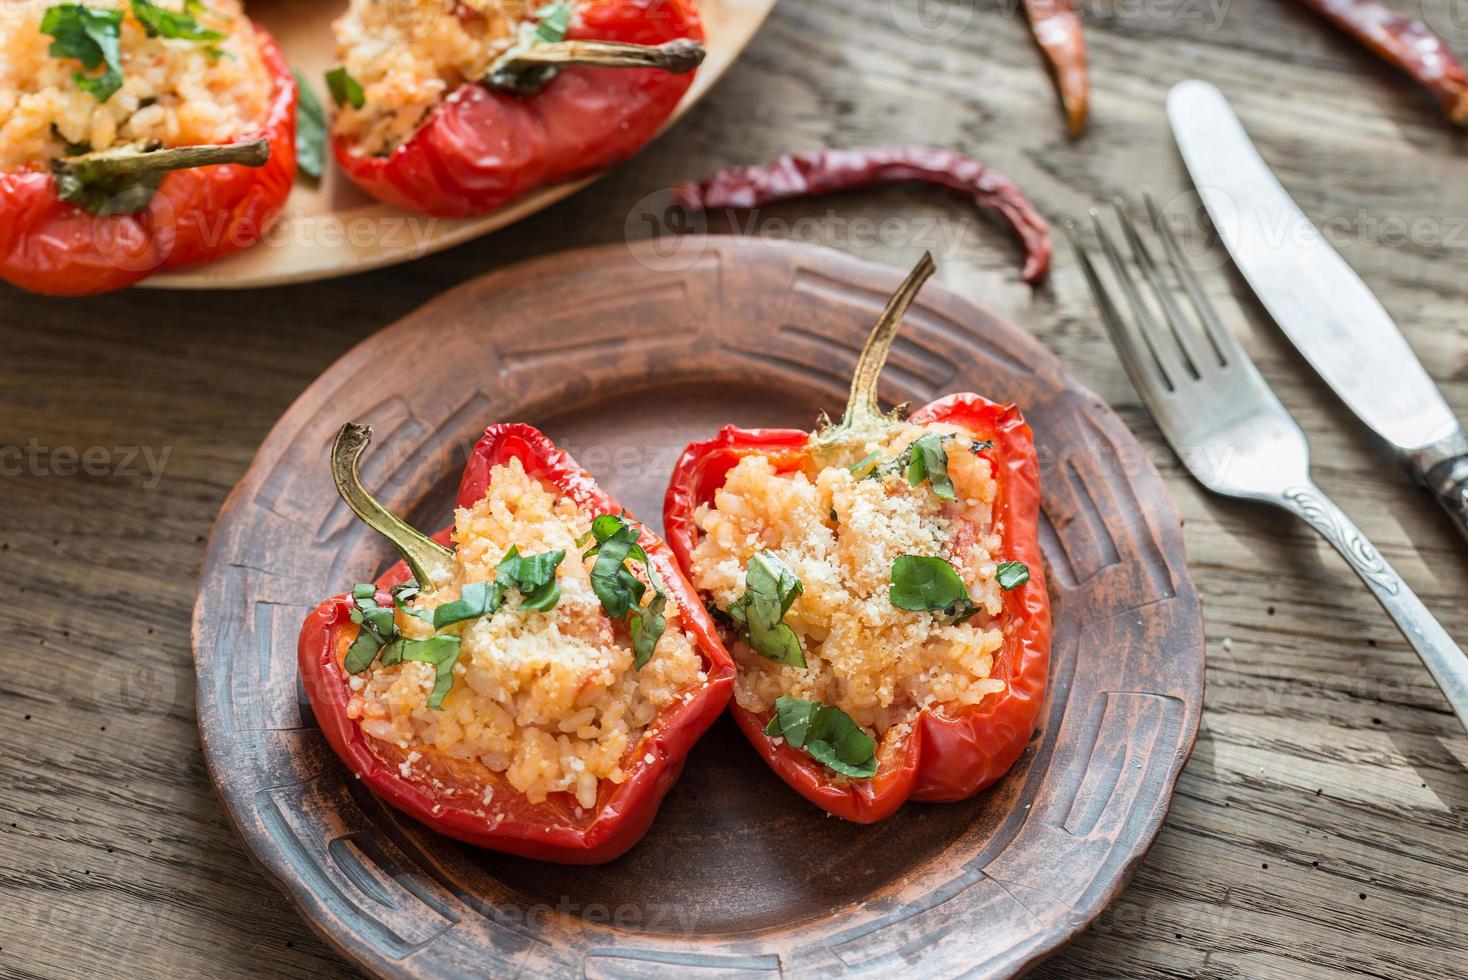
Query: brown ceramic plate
192 238 1204 978
145 0 776 290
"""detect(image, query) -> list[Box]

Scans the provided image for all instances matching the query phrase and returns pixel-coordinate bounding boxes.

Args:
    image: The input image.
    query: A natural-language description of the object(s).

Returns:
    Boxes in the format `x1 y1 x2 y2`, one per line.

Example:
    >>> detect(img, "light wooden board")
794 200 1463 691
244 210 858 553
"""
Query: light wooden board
144 0 778 290
1 0 1466 976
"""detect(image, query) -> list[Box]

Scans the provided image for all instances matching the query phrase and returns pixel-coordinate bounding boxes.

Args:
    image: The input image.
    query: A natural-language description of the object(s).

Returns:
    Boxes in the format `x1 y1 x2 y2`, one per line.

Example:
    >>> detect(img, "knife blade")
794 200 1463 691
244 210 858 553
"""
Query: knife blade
1167 79 1468 542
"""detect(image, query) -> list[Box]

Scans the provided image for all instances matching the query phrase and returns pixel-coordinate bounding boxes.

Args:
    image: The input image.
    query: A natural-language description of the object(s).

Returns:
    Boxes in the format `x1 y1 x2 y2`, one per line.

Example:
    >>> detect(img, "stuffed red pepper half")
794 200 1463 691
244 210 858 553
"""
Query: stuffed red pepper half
664 254 1051 823
326 0 704 216
0 1 297 295
300 422 734 863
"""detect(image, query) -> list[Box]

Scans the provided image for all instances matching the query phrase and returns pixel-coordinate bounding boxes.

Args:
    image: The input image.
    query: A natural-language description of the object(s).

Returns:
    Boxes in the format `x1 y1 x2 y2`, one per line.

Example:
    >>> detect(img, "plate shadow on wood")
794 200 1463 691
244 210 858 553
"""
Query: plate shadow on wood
192 238 1205 978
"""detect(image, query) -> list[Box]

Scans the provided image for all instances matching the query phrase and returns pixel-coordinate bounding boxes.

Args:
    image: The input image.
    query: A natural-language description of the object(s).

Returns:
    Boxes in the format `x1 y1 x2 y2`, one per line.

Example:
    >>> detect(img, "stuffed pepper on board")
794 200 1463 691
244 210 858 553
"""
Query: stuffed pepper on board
0 1 297 295
299 422 735 863
664 254 1051 823
326 0 704 216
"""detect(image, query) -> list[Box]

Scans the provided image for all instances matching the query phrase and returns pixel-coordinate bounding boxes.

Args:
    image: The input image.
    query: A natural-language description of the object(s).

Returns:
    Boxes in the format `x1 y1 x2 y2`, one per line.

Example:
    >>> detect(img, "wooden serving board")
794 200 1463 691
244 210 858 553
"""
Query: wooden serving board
191 238 1204 978
145 0 776 290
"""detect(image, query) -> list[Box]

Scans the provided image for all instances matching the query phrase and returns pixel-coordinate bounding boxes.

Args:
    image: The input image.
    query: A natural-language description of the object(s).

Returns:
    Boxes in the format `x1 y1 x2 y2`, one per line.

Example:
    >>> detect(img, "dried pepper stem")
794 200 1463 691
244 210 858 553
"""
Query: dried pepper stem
487 38 705 93
331 422 456 592
52 138 270 182
814 252 937 450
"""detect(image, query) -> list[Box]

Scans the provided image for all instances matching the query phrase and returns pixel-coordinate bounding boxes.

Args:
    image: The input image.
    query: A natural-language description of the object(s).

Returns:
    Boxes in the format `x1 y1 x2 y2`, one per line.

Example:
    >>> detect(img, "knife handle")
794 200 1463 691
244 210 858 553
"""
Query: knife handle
1404 432 1468 545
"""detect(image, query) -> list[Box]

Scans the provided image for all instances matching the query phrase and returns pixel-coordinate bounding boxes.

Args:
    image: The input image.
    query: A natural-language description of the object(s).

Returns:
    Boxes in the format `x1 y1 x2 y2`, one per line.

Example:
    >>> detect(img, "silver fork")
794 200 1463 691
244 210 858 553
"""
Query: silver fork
1069 196 1468 734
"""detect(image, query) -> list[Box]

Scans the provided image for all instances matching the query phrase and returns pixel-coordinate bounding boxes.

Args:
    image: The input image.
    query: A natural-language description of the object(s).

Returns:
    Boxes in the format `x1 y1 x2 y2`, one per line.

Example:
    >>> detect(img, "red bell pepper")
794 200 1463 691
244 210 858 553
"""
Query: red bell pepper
0 23 297 297
300 422 735 863
331 0 703 216
663 254 1051 823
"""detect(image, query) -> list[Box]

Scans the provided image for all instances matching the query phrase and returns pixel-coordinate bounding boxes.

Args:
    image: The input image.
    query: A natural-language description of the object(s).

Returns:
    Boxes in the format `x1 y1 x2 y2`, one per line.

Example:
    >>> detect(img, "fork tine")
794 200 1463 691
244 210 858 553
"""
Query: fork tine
1088 209 1192 392
1064 221 1175 407
1110 198 1209 377
1144 192 1240 368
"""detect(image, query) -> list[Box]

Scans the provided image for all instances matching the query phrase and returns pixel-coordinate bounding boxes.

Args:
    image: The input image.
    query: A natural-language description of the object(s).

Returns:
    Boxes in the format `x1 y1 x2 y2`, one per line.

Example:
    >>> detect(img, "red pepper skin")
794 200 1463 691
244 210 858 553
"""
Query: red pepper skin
674 147 1052 285
300 424 735 863
0 24 297 296
332 0 701 217
663 396 1051 824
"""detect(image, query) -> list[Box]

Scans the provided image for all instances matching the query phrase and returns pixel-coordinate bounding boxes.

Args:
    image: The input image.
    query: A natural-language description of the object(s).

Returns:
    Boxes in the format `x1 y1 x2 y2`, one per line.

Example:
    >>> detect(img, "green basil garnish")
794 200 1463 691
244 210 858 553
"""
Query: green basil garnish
325 66 364 110
848 451 881 478
763 695 878 779
431 546 565 627
995 560 1030 591
630 563 667 670
41 4 124 103
727 551 805 667
533 0 575 43
889 554 979 624
498 546 565 612
292 68 326 179
904 433 956 501
581 514 667 667
129 0 224 42
399 635 462 709
344 584 395 672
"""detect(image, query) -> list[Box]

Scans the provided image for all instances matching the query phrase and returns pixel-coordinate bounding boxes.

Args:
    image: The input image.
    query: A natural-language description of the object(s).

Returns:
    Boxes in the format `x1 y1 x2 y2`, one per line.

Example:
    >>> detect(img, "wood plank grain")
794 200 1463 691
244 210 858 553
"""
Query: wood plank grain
1 0 1465 975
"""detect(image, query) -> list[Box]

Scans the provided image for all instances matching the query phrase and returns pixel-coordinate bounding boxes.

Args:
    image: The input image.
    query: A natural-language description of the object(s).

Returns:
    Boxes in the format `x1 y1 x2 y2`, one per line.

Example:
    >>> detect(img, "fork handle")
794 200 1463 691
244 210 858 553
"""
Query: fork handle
1280 482 1468 733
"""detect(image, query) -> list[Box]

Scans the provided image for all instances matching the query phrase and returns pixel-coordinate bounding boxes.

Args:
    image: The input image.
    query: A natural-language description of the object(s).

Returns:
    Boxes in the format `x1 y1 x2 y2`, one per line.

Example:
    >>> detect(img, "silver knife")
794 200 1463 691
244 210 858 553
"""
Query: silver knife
1167 80 1468 542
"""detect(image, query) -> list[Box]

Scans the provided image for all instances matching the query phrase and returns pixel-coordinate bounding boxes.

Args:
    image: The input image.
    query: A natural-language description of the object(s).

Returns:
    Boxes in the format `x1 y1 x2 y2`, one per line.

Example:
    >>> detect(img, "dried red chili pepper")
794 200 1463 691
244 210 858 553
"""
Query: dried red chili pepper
1023 0 1089 136
0 23 296 296
662 255 1052 823
673 146 1052 285
331 0 704 217
1290 0 1468 124
299 423 735 863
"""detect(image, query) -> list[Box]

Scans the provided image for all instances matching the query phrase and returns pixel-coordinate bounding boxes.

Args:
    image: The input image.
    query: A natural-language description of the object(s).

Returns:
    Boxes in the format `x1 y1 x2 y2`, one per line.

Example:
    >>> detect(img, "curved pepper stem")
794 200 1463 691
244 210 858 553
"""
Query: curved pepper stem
331 422 457 592
814 251 937 449
51 138 270 216
487 38 705 94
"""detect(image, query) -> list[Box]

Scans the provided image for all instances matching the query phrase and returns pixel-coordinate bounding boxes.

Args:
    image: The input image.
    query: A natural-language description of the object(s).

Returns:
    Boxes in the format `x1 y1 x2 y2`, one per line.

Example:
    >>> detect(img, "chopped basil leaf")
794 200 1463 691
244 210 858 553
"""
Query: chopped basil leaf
129 0 224 41
533 0 575 44
970 439 994 454
325 66 364 110
904 434 956 501
848 451 881 478
429 547 564 628
630 563 667 670
497 546 565 612
763 695 877 779
430 580 493 628
583 513 667 667
487 0 576 92
727 551 805 667
343 630 383 673
586 515 646 619
344 584 398 673
391 581 434 624
889 554 979 624
995 560 1030 591
41 4 124 103
400 635 462 709
292 68 325 179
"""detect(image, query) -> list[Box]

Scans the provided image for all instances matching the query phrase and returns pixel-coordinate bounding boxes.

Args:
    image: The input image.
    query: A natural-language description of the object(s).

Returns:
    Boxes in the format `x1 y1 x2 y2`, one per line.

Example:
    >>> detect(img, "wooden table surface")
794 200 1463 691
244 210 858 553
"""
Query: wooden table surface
3 0 1466 976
